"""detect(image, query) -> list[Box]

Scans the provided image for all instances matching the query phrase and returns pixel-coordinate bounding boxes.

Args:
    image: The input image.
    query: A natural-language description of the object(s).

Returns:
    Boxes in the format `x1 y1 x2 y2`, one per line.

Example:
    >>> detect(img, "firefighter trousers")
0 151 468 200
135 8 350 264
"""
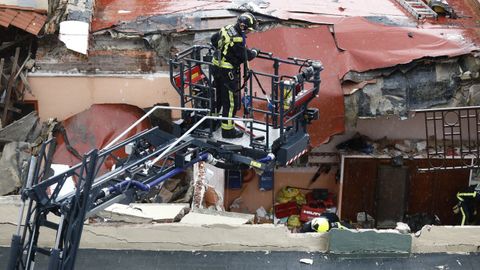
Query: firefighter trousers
212 66 241 130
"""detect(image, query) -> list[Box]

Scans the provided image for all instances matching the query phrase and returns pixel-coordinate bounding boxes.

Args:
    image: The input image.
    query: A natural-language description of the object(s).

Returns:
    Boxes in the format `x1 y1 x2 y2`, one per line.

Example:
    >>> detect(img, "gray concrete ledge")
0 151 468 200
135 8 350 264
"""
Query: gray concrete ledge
1 196 480 253
328 229 411 255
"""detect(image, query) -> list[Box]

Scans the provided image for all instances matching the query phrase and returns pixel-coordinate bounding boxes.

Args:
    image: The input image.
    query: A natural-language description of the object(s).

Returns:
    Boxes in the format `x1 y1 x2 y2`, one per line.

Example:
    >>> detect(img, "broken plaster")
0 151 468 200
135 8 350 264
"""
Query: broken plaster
59 21 89 54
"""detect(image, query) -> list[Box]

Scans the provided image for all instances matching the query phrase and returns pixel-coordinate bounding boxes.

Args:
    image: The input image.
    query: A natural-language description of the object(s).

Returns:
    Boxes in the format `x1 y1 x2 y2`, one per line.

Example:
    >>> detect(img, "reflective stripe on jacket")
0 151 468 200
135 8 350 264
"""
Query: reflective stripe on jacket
212 24 244 69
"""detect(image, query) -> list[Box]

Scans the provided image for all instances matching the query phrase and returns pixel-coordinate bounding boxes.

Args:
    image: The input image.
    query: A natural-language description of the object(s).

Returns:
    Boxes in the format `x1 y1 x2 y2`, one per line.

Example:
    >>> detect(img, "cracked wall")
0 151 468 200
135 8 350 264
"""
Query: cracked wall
344 55 480 126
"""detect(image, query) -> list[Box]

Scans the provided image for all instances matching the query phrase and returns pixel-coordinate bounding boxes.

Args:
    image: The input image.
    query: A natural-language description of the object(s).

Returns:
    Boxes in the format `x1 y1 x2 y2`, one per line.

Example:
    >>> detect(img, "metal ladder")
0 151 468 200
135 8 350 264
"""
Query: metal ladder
395 0 438 19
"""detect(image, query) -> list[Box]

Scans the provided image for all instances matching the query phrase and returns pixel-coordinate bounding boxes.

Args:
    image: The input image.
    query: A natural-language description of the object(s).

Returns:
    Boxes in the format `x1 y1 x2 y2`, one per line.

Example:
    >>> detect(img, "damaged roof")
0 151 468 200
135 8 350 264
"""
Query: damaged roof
91 0 407 32
88 0 479 145
92 0 228 32
39 0 480 146
248 18 477 144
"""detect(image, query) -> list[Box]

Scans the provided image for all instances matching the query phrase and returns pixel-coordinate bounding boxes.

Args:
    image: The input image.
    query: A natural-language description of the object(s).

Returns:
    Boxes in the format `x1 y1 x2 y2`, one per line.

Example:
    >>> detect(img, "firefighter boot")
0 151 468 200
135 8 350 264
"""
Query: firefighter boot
222 128 244 139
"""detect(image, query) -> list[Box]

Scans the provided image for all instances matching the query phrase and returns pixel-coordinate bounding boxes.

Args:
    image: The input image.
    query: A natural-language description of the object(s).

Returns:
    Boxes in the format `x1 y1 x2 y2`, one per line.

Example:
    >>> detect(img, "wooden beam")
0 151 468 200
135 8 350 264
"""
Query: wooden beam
10 56 33 96
2 47 20 125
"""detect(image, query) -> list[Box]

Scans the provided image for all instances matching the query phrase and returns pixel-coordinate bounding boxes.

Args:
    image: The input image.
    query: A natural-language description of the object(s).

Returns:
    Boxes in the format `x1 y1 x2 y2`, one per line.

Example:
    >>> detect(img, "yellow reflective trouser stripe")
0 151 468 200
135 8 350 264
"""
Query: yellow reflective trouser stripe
221 91 235 130
212 58 233 69
221 123 232 129
232 37 243 42
460 206 466 225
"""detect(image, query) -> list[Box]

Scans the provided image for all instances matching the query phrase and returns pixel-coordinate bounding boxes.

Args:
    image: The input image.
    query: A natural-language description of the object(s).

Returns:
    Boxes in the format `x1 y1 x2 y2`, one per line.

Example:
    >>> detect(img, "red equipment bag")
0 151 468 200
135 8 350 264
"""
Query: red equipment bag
274 201 299 218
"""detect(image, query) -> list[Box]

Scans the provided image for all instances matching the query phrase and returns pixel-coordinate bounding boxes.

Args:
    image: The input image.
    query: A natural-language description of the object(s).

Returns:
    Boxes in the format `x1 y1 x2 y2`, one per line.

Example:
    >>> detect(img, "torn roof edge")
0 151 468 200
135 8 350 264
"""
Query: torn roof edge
0 4 47 13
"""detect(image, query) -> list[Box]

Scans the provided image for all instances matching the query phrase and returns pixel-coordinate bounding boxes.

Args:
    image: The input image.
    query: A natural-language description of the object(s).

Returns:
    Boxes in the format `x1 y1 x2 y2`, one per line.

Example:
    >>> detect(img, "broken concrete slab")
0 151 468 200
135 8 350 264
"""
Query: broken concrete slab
412 225 480 253
97 203 189 223
0 196 327 251
0 111 41 143
180 208 254 225
328 229 412 255
0 142 30 195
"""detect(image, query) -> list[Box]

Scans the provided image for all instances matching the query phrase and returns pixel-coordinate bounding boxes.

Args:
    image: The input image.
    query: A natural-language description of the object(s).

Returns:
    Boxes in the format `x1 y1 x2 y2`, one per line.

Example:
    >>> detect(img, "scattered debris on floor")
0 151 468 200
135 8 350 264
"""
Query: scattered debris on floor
336 132 441 158
299 258 313 265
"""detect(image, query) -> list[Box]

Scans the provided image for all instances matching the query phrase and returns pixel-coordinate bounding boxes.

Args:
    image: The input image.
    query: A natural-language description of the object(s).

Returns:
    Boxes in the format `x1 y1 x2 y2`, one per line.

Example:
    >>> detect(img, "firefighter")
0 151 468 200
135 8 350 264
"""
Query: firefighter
453 184 480 225
301 212 350 233
211 12 259 138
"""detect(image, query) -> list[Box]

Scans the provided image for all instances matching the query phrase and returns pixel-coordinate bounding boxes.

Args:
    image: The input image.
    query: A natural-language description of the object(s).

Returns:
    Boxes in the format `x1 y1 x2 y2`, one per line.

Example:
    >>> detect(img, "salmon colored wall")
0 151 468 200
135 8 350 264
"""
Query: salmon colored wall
224 167 340 215
26 74 181 121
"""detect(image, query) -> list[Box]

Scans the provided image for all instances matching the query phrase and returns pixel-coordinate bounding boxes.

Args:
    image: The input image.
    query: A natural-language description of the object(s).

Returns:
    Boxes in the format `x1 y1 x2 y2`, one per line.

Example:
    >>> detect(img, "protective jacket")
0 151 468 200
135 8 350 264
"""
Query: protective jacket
211 24 256 69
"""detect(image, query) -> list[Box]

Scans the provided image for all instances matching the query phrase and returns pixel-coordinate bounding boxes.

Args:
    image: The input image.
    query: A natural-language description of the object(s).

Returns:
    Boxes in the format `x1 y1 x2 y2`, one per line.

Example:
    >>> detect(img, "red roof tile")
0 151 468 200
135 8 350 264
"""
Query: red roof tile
0 8 47 35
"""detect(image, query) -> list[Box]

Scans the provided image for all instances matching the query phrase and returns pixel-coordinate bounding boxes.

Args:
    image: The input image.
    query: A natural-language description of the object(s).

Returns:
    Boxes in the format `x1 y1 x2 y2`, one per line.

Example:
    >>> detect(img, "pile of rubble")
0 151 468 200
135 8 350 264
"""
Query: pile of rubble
0 112 44 195
336 133 429 158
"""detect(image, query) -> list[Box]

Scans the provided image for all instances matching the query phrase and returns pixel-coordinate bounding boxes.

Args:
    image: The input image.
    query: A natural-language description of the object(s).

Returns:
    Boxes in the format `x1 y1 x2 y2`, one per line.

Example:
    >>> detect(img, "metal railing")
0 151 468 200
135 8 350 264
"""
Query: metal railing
415 106 480 171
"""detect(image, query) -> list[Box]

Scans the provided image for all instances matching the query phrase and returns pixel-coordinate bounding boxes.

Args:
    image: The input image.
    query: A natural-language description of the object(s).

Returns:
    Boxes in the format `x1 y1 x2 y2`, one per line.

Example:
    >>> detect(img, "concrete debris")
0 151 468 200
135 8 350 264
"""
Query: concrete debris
299 258 313 265
229 197 250 214
0 142 30 195
180 208 254 225
395 222 411 234
256 206 268 221
97 203 190 223
467 84 480 105
0 111 41 143
415 141 427 152
59 21 89 54
153 174 193 204
153 179 180 203
356 212 375 229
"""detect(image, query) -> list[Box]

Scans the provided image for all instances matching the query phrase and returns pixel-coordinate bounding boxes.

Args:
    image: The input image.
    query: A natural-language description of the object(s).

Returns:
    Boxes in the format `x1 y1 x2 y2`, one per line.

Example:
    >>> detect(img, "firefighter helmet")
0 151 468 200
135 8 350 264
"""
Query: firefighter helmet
237 12 258 32
311 217 330 233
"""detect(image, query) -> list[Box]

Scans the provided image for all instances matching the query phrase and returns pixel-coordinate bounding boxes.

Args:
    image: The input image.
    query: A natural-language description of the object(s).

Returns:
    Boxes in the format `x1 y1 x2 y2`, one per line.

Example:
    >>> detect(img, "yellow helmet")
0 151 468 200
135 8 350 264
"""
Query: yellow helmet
311 217 330 233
